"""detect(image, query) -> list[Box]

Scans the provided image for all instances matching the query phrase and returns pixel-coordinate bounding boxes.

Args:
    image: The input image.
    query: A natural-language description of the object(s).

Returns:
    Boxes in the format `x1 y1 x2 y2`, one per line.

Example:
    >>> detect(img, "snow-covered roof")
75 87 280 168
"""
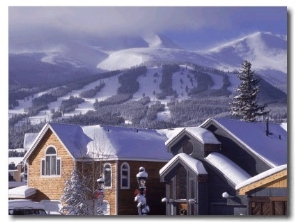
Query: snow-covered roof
205 152 251 186
24 122 173 162
8 185 37 199
165 126 220 146
40 200 63 215
9 199 45 210
159 153 207 176
23 133 39 150
201 118 287 167
235 164 287 190
9 181 27 189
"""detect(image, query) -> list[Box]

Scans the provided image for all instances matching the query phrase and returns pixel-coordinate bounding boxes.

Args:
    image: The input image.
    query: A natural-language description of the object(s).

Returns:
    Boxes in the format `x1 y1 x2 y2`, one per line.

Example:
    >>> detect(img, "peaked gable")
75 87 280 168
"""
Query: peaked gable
23 123 87 162
159 153 207 180
165 127 220 152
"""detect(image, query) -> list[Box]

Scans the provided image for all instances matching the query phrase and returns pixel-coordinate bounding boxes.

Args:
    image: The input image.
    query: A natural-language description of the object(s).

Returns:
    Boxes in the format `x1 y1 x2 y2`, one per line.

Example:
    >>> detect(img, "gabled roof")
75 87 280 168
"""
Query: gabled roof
201 118 287 167
205 152 251 186
236 164 287 194
23 122 173 162
165 126 220 148
159 153 208 179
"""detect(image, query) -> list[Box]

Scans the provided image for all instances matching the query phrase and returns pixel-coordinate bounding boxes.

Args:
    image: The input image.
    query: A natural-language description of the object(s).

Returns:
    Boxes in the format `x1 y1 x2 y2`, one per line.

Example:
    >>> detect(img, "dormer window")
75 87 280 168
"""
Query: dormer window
41 146 61 176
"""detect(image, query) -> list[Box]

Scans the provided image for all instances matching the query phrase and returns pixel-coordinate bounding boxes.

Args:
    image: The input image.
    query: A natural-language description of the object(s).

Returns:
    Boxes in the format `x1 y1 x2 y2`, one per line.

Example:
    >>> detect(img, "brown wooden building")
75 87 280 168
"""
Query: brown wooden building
236 165 288 215
21 122 173 215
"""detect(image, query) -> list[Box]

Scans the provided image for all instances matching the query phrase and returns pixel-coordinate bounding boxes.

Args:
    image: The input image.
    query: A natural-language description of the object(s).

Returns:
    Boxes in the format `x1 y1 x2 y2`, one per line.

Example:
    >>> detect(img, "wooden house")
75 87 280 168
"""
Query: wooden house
236 164 287 215
159 118 288 216
20 122 173 215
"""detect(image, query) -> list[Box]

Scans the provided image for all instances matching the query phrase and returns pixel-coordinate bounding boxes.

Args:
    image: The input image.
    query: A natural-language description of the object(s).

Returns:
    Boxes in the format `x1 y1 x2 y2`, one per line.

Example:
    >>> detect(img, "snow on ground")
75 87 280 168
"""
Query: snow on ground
227 73 240 93
9 88 57 117
9 64 230 125
132 66 162 101
9 73 122 125
172 66 196 98
206 72 224 90
28 73 122 124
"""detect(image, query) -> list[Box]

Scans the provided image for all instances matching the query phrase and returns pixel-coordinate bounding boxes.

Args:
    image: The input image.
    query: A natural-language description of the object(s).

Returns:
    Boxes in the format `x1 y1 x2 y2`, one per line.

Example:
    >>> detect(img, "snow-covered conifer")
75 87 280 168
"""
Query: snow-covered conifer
230 60 268 122
60 169 91 215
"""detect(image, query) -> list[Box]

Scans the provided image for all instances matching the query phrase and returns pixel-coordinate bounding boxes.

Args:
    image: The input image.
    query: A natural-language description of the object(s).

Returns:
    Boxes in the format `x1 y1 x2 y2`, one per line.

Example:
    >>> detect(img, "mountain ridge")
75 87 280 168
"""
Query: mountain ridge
9 31 287 92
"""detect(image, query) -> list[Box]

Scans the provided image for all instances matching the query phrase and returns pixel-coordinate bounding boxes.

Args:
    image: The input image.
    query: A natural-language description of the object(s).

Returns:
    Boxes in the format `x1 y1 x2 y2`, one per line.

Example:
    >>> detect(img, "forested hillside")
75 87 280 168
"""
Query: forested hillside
8 63 287 149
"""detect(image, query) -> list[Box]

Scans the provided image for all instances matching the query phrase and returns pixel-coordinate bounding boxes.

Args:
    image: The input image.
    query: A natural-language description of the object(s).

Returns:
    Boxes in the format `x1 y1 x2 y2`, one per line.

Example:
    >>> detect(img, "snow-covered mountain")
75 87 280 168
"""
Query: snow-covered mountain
9 63 286 126
9 31 287 92
199 32 287 92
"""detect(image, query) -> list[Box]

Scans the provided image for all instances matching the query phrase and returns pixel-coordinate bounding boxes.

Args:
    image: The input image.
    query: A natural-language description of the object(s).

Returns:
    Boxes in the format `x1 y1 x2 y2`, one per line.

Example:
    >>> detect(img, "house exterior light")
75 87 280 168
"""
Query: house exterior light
95 176 105 215
134 167 150 215
222 192 233 199
136 166 148 188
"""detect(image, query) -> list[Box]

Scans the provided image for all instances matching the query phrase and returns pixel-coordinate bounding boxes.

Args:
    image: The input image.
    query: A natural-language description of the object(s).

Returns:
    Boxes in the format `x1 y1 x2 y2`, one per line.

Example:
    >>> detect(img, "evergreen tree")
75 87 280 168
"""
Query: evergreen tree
60 169 91 215
230 60 268 122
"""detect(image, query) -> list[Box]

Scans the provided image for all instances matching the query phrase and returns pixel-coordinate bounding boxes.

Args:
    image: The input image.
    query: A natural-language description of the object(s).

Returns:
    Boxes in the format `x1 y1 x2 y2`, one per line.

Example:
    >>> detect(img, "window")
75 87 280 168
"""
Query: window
176 166 187 199
103 163 112 188
121 162 130 189
41 147 61 176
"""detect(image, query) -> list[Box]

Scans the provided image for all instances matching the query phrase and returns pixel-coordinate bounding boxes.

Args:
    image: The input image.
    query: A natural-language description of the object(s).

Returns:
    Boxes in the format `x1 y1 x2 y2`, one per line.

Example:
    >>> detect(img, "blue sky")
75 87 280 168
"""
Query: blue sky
8 6 287 51
162 7 287 50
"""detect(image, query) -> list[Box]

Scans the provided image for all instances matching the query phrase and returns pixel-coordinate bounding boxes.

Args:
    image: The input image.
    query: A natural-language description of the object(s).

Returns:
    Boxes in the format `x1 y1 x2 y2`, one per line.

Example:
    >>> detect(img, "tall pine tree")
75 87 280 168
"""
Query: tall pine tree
230 60 268 122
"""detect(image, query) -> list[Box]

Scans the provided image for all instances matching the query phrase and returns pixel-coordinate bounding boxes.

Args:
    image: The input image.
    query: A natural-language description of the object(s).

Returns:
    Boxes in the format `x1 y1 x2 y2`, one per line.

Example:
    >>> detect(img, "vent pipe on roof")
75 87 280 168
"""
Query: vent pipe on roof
266 118 270 136
265 118 273 136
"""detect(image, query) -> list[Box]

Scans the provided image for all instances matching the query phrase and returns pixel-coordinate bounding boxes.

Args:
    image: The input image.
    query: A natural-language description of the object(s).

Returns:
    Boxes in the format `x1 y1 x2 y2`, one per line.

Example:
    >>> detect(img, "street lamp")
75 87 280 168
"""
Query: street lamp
134 167 150 215
95 176 105 215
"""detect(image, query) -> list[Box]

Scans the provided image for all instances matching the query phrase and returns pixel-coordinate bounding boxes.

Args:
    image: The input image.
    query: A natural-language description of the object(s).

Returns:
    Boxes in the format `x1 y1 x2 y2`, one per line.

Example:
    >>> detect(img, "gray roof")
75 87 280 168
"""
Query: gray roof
201 118 287 167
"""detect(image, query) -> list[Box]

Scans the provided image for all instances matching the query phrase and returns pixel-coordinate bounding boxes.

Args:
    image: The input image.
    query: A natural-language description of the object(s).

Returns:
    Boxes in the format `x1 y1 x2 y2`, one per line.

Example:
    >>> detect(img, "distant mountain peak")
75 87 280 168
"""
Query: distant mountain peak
207 31 286 53
143 33 181 49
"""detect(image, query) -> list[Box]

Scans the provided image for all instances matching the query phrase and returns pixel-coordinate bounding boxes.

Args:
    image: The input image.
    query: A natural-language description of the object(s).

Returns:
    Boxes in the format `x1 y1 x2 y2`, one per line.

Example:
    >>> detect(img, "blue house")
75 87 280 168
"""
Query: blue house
159 118 288 215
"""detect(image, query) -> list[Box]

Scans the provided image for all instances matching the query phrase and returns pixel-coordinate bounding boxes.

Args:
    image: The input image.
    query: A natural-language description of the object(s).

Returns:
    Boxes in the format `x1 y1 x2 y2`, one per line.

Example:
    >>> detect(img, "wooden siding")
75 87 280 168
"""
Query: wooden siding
249 197 287 215
28 129 74 202
239 170 287 195
26 128 168 215
76 161 117 215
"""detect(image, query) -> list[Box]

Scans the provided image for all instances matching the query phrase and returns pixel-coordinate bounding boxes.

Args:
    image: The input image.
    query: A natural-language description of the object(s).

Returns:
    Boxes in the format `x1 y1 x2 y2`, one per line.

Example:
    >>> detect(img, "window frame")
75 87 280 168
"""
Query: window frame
40 146 61 177
120 162 130 189
103 163 112 189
